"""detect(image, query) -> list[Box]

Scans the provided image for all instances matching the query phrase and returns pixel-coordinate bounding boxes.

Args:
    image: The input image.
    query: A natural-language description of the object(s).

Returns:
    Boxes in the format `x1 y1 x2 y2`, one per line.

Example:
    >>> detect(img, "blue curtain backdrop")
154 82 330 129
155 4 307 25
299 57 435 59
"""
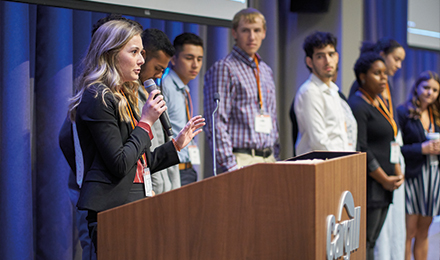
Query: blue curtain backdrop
0 2 34 260
1 0 440 259
0 1 214 259
364 0 440 105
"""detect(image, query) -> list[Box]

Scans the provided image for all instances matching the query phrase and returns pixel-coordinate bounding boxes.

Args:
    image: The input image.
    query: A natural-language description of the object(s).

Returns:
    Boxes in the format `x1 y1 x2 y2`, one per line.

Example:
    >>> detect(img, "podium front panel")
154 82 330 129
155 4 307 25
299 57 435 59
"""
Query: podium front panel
98 152 366 259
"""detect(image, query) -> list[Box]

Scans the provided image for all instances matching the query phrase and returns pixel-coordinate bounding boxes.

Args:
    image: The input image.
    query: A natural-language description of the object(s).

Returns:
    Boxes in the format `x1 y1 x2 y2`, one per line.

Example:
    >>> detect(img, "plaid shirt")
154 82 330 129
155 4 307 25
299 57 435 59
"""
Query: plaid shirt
204 45 280 172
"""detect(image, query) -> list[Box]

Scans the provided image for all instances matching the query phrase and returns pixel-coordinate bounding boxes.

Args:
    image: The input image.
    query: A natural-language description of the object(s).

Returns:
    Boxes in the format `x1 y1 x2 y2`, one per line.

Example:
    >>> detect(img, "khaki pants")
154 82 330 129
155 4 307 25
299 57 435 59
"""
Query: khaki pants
233 152 276 168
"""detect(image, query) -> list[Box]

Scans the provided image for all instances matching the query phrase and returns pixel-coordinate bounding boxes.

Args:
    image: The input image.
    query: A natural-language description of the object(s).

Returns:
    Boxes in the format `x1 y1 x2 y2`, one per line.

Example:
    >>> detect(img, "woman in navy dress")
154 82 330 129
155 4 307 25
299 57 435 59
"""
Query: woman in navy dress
397 71 440 260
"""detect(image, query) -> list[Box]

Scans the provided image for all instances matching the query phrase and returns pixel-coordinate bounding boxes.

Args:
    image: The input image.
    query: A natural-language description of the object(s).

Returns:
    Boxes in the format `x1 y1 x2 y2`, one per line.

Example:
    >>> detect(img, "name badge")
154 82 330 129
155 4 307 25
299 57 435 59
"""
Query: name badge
426 132 440 166
188 145 201 165
255 114 272 134
390 141 400 164
143 167 153 197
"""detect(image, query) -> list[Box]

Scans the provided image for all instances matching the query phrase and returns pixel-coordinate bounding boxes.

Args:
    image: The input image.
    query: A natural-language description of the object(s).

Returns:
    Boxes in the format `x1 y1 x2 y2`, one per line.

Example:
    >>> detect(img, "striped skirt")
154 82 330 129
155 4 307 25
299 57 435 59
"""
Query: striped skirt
405 156 440 216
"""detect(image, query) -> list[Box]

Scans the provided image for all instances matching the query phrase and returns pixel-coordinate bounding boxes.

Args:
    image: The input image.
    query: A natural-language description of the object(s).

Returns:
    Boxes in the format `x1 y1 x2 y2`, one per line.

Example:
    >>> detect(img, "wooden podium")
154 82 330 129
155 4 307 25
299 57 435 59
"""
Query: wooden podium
98 152 366 259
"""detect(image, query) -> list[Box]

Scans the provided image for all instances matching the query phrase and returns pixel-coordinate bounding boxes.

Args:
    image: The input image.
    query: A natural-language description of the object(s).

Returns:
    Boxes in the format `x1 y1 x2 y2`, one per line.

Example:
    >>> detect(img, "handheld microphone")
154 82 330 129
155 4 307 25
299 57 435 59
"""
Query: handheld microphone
143 79 173 137
212 93 220 176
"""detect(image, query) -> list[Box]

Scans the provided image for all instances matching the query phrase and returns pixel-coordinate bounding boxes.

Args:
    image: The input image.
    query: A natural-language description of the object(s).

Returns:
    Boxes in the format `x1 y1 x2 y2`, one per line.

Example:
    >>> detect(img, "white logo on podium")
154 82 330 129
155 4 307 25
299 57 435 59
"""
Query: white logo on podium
326 191 361 260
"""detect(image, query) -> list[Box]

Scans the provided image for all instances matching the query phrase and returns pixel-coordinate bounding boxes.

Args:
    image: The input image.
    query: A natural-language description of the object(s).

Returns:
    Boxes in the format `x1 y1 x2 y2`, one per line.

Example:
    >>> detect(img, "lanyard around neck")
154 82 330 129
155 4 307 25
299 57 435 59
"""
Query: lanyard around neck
120 91 136 129
120 91 146 165
424 107 435 133
253 56 263 112
184 89 193 121
382 82 393 118
172 79 193 121
359 88 398 137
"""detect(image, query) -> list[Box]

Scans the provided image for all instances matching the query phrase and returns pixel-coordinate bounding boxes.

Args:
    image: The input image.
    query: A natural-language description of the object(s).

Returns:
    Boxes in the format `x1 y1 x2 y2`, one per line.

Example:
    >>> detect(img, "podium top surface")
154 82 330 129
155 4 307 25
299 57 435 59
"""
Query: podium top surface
284 151 362 163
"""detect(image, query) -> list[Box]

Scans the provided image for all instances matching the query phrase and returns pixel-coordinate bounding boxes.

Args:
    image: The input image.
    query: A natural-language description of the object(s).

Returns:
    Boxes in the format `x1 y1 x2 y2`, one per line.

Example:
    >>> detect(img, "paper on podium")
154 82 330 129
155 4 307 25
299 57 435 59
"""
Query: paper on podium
277 159 324 164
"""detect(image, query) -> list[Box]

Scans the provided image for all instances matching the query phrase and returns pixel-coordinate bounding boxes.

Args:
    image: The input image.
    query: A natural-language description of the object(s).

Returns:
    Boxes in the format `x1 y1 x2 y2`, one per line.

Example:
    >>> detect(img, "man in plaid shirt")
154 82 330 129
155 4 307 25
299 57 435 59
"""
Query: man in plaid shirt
204 8 280 173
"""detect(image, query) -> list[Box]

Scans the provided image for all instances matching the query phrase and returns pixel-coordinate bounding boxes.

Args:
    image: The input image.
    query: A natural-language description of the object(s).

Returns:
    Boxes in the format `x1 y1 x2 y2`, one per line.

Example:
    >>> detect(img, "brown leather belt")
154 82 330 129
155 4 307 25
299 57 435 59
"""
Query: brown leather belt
232 148 273 158
179 162 192 170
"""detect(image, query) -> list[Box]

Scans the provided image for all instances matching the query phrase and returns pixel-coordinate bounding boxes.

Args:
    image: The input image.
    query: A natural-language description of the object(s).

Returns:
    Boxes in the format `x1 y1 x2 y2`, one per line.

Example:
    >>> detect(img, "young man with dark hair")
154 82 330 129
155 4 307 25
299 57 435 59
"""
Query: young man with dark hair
137 28 182 193
204 8 279 173
161 32 204 185
293 31 357 155
139 28 175 83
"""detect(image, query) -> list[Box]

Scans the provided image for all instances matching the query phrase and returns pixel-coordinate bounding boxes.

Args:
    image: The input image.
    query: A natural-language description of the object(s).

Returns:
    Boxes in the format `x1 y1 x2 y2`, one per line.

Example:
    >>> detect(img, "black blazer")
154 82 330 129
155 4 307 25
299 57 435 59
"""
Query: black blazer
397 105 440 178
75 85 179 212
59 117 76 173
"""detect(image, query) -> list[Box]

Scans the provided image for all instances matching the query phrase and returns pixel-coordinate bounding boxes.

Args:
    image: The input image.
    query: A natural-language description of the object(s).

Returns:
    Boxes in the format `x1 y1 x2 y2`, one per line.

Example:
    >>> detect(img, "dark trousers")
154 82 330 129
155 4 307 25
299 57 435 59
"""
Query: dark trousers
86 211 98 259
86 183 146 257
77 209 96 260
180 167 197 186
366 206 389 260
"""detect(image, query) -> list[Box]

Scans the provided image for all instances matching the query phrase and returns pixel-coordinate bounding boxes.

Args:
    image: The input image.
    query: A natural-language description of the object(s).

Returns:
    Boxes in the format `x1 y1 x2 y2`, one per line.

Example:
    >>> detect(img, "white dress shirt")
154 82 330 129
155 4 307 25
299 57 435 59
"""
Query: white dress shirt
294 74 357 155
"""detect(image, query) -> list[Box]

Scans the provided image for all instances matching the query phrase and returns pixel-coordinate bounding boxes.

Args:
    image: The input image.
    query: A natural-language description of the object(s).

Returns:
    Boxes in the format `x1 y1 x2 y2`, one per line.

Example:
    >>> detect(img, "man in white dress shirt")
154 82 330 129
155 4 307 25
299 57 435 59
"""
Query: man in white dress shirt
293 31 357 155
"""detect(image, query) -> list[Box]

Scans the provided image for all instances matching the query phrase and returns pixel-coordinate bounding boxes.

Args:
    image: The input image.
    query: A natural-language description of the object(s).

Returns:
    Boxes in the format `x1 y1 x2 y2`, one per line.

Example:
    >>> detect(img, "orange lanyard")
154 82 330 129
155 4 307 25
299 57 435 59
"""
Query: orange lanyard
120 91 136 129
253 56 263 112
382 82 393 118
425 107 435 133
184 89 193 121
120 91 147 164
359 88 398 137
172 79 193 121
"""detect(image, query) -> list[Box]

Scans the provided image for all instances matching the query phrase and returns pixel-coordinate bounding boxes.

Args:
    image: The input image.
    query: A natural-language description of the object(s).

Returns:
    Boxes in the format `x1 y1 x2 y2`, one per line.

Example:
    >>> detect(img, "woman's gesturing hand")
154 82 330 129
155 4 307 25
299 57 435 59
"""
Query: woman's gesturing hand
174 115 205 150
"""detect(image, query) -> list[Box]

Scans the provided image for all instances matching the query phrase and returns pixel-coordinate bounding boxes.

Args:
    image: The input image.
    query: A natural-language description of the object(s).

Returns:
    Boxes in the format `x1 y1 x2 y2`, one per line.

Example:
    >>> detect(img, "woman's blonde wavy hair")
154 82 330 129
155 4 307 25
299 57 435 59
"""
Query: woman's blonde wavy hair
68 19 143 123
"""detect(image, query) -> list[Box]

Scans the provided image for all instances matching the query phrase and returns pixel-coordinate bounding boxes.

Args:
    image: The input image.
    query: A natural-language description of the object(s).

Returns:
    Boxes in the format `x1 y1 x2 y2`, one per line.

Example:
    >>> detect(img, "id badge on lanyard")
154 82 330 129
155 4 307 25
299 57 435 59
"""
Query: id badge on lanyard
427 132 440 165
253 57 272 134
188 144 201 165
390 141 400 164
143 167 153 197
255 112 272 134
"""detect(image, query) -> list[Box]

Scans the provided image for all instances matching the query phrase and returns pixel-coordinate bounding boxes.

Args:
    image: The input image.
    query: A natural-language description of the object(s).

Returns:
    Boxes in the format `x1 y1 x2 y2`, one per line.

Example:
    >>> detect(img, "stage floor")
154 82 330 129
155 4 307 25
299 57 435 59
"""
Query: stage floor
428 216 440 260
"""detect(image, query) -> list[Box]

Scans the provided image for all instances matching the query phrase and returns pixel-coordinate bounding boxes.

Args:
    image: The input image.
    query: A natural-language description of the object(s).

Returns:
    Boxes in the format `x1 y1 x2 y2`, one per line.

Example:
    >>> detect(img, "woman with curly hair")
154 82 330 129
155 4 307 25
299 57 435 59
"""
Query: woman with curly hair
349 38 406 98
397 71 440 260
348 51 405 260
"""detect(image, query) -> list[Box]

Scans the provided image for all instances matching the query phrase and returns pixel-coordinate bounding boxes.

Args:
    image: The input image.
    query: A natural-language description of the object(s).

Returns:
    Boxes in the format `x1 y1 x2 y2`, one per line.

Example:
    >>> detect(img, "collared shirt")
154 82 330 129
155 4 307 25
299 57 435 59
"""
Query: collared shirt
294 74 357 155
204 45 280 172
162 69 191 163
137 86 181 193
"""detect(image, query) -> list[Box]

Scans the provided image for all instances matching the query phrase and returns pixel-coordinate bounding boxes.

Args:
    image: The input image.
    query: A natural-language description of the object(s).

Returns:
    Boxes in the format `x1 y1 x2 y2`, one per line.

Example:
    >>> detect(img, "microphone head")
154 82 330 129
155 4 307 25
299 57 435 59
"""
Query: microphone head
143 79 158 93
213 93 220 102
